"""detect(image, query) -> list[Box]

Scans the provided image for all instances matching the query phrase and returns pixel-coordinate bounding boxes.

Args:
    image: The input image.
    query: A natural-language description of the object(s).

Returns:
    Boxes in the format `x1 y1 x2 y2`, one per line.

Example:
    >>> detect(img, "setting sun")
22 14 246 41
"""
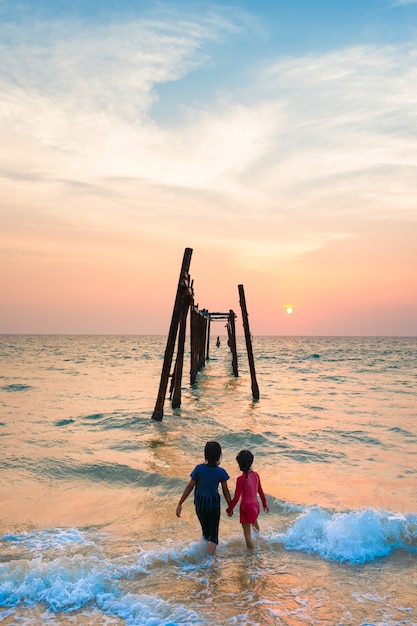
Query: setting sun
286 307 294 315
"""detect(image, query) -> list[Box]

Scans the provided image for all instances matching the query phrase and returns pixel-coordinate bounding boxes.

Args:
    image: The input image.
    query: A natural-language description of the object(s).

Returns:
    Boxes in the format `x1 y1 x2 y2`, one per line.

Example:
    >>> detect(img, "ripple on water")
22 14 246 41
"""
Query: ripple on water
1 383 32 392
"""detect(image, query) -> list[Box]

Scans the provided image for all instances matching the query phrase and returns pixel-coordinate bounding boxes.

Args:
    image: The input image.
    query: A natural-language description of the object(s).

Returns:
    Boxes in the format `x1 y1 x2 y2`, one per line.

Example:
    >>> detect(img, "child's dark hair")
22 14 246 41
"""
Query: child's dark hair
236 449 254 478
204 441 222 467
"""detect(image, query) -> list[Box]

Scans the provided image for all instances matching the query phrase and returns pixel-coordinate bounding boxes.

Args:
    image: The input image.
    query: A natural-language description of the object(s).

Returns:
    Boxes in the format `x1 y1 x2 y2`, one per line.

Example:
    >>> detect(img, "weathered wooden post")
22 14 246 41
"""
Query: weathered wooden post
151 248 193 421
238 284 259 399
190 306 199 384
198 312 207 371
171 290 191 409
206 314 211 360
229 310 238 377
191 308 208 382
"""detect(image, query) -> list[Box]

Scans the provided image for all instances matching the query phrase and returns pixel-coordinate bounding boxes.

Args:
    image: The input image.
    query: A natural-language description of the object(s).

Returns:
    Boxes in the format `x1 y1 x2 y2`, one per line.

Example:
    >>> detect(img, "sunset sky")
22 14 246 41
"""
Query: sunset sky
1 0 417 336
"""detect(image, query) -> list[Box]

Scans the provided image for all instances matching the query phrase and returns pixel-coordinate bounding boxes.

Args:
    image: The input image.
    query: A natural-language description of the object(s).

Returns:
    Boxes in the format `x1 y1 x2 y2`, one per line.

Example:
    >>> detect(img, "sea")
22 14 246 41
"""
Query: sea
0 334 416 625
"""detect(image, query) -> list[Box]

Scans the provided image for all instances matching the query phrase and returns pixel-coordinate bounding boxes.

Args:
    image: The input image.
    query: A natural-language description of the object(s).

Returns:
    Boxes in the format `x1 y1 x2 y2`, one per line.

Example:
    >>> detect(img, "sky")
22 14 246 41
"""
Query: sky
1 0 417 336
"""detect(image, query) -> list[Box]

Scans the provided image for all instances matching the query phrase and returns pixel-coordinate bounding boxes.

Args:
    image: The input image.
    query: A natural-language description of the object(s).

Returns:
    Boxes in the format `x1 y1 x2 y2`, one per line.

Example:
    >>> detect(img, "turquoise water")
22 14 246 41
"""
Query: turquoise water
1 335 416 624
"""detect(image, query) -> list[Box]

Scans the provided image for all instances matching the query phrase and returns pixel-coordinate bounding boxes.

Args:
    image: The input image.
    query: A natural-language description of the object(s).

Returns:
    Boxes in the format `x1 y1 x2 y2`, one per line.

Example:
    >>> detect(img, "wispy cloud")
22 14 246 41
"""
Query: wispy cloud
252 43 417 218
2 6 417 267
390 0 417 5
223 231 356 272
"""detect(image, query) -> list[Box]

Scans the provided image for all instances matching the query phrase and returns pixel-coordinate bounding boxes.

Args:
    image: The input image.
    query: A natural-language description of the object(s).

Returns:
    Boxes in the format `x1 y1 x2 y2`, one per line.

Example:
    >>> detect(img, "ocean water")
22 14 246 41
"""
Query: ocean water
0 334 416 625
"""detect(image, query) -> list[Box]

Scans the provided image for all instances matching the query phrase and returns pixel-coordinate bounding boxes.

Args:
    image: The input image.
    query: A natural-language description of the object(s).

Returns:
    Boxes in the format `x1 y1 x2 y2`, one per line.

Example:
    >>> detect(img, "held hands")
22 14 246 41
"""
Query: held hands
263 505 269 513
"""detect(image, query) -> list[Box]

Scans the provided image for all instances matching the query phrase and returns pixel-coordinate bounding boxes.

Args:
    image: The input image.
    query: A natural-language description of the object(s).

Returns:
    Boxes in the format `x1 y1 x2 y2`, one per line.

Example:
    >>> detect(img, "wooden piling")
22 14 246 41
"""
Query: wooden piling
228 310 238 376
151 248 193 421
206 315 211 360
190 306 199 385
190 307 208 384
198 312 207 371
238 284 259 399
171 291 191 409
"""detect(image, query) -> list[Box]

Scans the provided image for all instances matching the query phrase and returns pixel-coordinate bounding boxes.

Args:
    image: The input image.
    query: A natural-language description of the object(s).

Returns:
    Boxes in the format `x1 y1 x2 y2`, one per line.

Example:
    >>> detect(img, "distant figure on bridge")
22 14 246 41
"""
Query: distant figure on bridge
216 337 220 347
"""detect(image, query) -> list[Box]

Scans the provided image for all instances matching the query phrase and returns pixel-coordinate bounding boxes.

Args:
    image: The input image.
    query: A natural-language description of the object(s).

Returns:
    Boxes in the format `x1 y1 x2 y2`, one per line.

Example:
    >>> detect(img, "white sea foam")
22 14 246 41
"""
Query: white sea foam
1 527 94 552
0 529 206 624
0 529 248 625
271 506 417 563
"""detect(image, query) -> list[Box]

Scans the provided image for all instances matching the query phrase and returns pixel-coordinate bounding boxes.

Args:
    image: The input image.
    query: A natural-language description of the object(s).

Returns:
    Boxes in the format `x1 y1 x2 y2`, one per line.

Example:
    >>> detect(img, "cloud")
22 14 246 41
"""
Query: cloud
223 231 356 272
2 6 417 269
390 0 417 4
252 43 417 219
0 9 261 178
1 15 221 117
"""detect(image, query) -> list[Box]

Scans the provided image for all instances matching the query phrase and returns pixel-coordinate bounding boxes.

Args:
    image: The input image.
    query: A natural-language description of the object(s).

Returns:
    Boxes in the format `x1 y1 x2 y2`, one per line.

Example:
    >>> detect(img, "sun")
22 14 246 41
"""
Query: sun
286 307 293 315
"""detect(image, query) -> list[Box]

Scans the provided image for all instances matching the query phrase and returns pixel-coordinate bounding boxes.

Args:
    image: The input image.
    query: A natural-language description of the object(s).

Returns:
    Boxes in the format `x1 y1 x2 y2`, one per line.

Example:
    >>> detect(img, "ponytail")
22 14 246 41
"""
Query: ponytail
236 450 254 479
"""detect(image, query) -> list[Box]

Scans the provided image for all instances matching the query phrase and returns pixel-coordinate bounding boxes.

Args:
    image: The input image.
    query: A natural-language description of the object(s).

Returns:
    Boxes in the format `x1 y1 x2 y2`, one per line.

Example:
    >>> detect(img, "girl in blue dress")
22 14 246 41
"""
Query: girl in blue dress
176 441 231 556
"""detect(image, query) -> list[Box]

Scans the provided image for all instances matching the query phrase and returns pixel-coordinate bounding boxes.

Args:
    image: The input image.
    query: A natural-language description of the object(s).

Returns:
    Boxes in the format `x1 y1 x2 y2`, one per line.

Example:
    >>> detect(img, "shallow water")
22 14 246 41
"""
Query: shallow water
1 335 416 624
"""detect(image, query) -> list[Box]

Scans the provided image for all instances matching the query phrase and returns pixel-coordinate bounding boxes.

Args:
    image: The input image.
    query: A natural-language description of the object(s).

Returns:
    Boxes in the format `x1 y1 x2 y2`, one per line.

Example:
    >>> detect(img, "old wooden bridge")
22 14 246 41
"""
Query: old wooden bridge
152 248 259 421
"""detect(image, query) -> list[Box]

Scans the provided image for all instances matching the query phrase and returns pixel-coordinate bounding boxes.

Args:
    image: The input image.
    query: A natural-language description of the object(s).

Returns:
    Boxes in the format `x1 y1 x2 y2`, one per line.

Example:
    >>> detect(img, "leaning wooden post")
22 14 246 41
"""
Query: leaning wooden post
238 284 259 400
229 310 239 376
151 248 193 421
171 291 191 409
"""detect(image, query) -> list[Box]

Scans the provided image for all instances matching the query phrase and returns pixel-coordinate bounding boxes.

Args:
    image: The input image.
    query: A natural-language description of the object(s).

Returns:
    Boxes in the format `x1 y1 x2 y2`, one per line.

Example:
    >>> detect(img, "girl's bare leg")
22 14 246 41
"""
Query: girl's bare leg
242 523 254 549
253 520 260 532
207 541 217 556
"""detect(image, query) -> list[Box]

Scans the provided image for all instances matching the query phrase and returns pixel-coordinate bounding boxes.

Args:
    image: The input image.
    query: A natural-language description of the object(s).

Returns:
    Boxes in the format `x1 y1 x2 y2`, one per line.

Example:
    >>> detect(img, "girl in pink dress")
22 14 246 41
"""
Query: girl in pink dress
226 449 269 549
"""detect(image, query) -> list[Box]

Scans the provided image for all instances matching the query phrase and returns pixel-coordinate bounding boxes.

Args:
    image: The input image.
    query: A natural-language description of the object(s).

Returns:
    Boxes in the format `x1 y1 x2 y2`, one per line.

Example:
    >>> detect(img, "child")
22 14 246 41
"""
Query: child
176 441 231 556
226 449 269 549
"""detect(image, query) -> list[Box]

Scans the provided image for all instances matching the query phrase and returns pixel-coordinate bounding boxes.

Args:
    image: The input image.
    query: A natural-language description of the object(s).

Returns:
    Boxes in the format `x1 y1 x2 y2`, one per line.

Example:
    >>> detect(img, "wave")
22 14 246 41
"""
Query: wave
270 504 417 563
73 411 149 431
1 504 416 624
0 383 32 392
0 529 202 624
1 457 184 493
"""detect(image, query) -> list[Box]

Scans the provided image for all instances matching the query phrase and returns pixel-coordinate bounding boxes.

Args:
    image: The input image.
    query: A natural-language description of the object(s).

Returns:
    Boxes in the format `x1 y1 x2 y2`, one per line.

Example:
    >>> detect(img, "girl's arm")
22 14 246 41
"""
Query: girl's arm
257 476 269 512
221 480 231 506
176 478 196 517
226 476 243 516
